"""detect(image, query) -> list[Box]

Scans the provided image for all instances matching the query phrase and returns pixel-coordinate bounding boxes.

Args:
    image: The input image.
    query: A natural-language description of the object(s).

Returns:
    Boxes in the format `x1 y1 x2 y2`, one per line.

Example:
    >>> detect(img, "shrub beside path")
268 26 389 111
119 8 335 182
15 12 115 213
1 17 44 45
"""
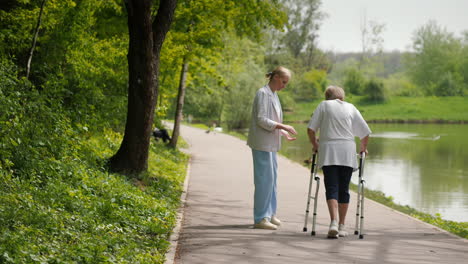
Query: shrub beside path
168 124 467 264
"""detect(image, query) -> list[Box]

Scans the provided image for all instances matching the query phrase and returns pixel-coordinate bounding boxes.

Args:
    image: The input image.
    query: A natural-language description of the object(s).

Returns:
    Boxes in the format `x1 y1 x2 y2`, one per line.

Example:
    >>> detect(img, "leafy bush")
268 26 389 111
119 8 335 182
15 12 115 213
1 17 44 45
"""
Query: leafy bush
183 76 223 124
0 58 77 177
0 0 129 131
434 72 464 96
364 78 387 102
279 90 296 112
224 70 259 130
292 69 328 101
344 68 366 95
384 75 423 97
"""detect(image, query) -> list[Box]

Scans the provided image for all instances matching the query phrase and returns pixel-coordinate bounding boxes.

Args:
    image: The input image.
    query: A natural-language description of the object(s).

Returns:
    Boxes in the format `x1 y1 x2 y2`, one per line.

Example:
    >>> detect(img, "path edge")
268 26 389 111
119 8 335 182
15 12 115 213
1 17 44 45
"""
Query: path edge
164 155 192 264
365 195 468 242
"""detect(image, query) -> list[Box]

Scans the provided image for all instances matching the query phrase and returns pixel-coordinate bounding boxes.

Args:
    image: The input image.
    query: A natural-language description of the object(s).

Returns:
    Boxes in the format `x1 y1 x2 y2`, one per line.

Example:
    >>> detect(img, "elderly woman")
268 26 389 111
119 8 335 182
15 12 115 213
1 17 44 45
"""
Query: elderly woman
307 86 371 238
247 66 297 230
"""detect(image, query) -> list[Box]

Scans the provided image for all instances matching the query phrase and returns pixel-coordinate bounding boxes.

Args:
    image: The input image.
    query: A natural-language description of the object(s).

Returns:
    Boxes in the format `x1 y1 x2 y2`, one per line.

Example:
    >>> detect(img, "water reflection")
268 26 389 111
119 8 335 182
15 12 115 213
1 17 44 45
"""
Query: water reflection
280 123 468 222
371 131 442 141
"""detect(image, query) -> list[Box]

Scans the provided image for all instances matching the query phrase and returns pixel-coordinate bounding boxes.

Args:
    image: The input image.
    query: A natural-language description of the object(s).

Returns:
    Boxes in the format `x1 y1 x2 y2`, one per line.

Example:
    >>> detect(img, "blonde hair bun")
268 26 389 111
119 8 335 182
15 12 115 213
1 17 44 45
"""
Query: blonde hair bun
266 66 292 80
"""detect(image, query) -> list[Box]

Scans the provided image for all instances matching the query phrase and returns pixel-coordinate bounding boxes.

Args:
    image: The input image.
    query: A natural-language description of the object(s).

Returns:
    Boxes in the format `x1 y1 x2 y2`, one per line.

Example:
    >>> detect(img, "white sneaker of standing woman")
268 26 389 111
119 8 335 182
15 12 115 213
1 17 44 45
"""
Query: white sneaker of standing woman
254 218 277 230
270 215 281 226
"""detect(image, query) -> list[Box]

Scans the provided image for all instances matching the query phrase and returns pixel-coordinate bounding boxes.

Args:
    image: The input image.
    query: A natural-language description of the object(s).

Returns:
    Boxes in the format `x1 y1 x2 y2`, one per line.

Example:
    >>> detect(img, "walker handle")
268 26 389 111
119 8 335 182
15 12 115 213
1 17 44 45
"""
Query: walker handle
310 152 317 174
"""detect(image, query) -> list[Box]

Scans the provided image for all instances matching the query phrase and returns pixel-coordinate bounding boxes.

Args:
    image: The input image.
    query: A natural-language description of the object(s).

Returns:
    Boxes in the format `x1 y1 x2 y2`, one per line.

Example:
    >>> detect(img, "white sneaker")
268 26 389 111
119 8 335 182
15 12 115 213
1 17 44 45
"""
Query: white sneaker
254 218 277 230
338 224 348 237
327 220 339 238
270 216 281 226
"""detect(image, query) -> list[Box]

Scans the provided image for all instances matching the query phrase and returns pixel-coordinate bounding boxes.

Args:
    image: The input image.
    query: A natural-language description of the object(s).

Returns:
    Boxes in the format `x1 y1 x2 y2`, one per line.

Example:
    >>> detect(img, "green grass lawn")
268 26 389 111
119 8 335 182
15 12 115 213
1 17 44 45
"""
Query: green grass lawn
284 96 468 122
0 130 189 263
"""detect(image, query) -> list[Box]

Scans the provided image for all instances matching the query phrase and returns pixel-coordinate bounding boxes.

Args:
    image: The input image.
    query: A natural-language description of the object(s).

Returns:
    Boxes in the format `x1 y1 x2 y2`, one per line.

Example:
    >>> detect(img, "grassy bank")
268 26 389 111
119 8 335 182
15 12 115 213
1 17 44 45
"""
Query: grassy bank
0 130 189 263
284 96 468 123
348 184 468 239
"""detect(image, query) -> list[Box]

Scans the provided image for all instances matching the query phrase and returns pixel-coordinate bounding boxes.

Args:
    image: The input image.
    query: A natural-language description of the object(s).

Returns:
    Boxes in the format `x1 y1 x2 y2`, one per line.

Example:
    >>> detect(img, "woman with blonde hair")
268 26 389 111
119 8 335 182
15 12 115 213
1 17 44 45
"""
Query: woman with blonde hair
247 66 297 230
307 85 371 238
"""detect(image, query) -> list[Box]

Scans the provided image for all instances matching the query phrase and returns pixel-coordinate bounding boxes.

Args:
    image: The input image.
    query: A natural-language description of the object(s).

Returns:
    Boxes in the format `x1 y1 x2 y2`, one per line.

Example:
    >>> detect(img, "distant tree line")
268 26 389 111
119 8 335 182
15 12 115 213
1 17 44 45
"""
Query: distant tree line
328 20 468 102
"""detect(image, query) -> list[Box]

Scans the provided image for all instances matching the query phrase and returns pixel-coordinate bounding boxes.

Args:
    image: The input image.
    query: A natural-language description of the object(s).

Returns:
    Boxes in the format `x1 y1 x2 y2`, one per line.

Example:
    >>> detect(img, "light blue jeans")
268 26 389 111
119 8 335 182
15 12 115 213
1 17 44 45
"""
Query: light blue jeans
252 149 278 224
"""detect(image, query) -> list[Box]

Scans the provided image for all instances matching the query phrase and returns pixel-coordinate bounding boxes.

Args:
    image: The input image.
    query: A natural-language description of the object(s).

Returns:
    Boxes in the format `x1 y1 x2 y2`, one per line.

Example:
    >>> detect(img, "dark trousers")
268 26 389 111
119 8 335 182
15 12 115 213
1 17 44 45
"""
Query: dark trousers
322 165 353 203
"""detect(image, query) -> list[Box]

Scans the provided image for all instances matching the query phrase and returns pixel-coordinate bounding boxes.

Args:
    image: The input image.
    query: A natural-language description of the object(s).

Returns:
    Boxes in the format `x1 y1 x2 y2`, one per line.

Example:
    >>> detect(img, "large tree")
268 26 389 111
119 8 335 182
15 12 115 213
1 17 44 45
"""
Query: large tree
109 0 177 175
359 14 386 73
265 0 324 69
282 0 323 59
168 0 286 148
406 20 466 96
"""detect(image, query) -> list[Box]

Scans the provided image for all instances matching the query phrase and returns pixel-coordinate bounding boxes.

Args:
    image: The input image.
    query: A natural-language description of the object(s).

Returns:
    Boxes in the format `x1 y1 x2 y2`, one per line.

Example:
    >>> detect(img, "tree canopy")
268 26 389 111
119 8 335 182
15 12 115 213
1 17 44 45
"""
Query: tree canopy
406 20 467 96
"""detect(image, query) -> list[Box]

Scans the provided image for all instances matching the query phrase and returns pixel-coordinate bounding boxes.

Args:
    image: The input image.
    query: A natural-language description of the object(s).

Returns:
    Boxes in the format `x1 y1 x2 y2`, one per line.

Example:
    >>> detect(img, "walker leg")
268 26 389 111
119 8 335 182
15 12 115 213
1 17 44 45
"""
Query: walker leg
311 176 320 236
303 154 317 232
303 175 313 232
354 179 361 235
357 153 366 239
355 153 366 236
359 179 365 239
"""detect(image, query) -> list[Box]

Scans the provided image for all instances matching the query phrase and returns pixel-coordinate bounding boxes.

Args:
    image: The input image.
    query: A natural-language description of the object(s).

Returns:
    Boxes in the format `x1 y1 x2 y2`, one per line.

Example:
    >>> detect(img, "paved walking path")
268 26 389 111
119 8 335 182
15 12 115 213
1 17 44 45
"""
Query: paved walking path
170 124 467 264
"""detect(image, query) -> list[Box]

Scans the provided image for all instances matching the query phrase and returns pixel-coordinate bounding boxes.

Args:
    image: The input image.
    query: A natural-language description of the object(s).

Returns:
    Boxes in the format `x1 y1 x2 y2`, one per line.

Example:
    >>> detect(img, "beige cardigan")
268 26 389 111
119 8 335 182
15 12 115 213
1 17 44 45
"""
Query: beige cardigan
247 85 283 152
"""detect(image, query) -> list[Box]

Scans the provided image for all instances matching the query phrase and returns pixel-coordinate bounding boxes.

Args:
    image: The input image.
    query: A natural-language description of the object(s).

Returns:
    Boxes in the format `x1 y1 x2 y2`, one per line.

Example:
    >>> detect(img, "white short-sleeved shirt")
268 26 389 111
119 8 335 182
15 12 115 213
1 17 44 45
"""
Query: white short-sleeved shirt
308 99 371 170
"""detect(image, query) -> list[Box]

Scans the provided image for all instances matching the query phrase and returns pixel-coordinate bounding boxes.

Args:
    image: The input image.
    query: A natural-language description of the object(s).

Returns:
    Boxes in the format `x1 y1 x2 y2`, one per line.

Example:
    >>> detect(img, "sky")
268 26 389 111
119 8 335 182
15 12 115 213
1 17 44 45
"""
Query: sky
317 0 468 53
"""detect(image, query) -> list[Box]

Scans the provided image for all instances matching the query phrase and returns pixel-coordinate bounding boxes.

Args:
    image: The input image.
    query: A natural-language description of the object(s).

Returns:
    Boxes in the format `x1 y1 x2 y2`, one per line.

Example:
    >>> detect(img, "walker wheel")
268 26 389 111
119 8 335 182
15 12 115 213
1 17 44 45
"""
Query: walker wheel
303 227 307 232
359 234 364 239
311 231 316 236
354 231 359 235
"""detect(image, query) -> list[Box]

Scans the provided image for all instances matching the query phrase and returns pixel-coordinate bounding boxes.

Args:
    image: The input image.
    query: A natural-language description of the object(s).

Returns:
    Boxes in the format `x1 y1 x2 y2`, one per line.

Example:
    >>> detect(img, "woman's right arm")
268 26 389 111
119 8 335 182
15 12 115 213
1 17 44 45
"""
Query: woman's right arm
275 123 297 136
360 135 369 154
307 128 319 153
255 91 297 135
307 102 323 153
351 105 371 154
255 91 277 131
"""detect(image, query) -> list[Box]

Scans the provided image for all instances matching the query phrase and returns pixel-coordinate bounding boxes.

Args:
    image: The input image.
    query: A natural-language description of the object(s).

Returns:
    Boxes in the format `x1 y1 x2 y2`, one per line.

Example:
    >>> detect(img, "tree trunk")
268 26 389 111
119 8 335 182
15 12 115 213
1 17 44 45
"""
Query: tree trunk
169 56 189 148
109 0 176 175
26 0 46 79
109 0 154 175
152 0 178 115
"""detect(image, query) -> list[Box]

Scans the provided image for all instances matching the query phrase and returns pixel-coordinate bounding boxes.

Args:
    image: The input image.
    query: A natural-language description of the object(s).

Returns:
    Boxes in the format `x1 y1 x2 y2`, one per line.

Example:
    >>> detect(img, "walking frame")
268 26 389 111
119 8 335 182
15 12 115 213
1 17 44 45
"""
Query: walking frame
303 151 367 239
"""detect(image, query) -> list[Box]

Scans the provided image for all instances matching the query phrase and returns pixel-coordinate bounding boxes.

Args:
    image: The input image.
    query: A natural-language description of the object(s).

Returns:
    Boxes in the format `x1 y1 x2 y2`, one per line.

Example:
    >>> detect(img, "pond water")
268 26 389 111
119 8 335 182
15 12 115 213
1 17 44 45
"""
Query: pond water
280 123 468 222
